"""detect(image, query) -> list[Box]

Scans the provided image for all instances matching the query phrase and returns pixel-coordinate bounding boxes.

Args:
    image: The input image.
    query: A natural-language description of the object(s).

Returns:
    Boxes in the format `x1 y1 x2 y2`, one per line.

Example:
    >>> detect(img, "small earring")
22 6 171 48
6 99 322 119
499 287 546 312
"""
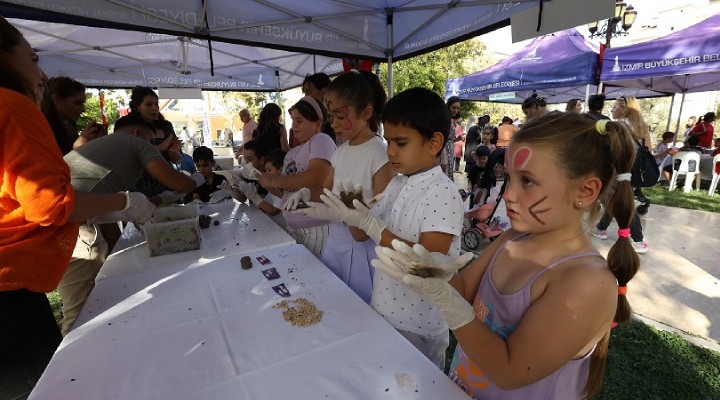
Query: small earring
577 202 583 206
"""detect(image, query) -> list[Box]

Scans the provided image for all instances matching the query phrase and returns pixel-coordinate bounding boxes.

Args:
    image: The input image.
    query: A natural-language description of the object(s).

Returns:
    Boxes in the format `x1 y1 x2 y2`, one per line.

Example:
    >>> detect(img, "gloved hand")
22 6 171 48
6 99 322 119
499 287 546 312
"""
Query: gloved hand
190 172 205 187
284 187 311 210
320 188 387 243
208 180 232 204
157 190 185 204
235 181 262 205
370 240 476 330
121 191 156 224
238 162 261 180
382 240 474 280
402 274 475 330
291 201 344 223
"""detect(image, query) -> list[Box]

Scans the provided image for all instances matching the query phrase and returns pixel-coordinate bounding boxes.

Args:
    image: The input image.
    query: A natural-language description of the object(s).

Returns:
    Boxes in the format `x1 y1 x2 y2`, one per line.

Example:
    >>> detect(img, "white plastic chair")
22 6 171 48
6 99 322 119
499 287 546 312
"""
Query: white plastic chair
708 154 720 195
668 151 701 193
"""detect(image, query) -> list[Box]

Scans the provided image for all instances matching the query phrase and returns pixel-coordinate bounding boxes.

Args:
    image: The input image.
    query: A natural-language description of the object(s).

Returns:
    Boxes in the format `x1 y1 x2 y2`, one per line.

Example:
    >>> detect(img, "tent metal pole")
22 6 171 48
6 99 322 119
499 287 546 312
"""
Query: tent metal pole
665 94 676 132
386 9 394 98
673 92 686 146
584 84 591 112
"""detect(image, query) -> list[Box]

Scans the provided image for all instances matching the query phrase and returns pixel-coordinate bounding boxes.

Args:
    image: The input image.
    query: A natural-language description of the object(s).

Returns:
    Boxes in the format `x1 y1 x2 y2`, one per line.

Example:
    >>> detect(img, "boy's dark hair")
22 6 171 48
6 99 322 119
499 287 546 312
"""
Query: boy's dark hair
587 94 606 112
326 71 386 132
475 145 491 158
243 139 270 158
302 73 331 92
687 135 701 147
662 131 675 139
264 149 286 169
382 87 450 153
114 114 155 134
193 146 215 163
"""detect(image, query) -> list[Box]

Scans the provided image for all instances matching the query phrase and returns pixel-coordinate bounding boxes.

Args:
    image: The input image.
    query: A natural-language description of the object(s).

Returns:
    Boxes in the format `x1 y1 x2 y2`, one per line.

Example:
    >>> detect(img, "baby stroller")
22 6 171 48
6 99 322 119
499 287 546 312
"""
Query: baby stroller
461 148 508 250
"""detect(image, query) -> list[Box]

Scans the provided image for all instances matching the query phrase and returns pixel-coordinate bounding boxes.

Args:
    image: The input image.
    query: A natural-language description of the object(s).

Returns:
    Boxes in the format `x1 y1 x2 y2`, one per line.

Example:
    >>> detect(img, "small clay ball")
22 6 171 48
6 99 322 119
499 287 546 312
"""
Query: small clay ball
240 256 252 270
213 220 220 226
198 215 211 229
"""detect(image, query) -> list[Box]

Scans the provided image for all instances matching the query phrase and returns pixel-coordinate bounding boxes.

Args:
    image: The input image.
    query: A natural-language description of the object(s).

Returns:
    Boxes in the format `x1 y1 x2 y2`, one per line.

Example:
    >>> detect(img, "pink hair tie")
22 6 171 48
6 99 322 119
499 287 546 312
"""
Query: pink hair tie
617 228 630 238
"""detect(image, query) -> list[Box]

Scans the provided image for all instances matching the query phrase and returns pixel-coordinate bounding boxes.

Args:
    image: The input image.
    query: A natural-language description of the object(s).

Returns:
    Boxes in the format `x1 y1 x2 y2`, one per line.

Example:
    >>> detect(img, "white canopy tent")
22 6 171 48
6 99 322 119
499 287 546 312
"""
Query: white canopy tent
2 0 612 92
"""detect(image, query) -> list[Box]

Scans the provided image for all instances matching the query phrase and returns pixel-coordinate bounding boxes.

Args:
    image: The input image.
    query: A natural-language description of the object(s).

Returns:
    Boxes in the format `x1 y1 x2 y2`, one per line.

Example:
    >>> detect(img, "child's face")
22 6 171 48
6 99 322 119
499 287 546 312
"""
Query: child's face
324 91 371 143
383 122 442 175
663 135 674 143
242 149 264 171
502 144 583 233
195 160 215 179
290 108 322 143
264 162 281 176
482 130 493 143
476 155 488 167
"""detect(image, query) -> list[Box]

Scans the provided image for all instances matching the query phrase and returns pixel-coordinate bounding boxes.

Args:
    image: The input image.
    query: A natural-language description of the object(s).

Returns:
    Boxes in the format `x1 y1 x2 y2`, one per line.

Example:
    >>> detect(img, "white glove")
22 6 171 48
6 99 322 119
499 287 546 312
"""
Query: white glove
158 190 185 204
383 240 474 280
291 201 344 223
238 162 261 180
320 188 387 243
402 275 475 330
371 240 476 330
190 199 204 208
208 180 232 204
236 181 263 205
190 172 205 187
121 191 156 224
284 187 311 210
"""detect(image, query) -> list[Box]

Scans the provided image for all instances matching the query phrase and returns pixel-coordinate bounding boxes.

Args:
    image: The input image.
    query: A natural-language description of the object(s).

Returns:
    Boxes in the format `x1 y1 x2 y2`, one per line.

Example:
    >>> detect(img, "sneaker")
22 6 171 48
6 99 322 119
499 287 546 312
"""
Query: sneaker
632 241 649 254
592 229 608 240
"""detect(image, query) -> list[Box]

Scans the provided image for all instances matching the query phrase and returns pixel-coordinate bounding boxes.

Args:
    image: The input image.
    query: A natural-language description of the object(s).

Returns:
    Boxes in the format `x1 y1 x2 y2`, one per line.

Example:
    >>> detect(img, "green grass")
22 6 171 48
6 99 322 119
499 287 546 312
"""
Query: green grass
643 182 720 213
445 320 720 399
47 290 63 325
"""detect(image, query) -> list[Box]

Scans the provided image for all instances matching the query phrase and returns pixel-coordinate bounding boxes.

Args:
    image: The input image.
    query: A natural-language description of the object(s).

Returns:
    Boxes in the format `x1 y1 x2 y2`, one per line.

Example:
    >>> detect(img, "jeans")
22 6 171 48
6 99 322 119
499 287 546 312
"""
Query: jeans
0 290 62 400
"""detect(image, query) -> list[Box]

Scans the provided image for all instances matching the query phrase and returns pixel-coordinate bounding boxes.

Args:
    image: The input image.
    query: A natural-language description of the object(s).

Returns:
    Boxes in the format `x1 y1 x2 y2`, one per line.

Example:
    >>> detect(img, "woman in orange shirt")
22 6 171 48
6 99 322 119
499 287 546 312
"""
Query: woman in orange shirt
0 17 156 398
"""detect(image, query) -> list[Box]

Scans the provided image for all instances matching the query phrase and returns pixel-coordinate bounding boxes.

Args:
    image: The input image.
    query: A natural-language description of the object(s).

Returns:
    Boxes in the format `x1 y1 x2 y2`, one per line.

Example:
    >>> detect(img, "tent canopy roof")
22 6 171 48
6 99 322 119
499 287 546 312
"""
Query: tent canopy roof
446 29 666 103
11 18 343 90
601 12 720 94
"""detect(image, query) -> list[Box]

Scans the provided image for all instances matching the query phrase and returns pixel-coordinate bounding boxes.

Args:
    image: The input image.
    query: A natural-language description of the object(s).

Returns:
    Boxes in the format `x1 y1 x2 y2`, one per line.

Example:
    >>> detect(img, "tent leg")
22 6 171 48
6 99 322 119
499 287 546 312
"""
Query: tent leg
386 10 394 98
583 84 591 112
666 93 676 132
673 92 686 146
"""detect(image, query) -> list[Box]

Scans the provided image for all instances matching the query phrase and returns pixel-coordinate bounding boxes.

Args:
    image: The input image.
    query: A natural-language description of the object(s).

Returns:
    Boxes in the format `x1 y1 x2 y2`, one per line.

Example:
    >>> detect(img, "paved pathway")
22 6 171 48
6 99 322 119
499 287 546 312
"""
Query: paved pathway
453 170 720 351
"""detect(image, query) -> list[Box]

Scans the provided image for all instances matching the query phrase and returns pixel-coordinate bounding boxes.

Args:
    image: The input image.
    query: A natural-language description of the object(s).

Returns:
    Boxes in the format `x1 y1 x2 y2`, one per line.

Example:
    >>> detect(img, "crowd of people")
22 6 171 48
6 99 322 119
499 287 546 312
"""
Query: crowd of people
4 13 718 400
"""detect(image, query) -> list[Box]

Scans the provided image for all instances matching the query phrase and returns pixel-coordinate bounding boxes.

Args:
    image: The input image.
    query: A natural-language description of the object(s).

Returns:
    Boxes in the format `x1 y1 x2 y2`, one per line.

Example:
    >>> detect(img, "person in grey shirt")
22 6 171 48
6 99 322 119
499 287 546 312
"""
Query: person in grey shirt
59 114 202 335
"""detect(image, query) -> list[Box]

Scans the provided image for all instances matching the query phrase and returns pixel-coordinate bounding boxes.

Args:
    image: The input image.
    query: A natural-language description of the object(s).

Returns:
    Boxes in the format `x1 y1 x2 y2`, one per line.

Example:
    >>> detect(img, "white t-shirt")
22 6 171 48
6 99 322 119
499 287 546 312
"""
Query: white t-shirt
370 166 464 336
281 132 337 228
331 135 388 198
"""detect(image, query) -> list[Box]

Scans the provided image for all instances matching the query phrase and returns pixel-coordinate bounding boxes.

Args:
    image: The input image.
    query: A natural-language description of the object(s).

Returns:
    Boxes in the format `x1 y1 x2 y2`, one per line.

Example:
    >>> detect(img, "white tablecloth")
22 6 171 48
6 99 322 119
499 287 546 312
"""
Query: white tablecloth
31 202 469 400
99 201 296 281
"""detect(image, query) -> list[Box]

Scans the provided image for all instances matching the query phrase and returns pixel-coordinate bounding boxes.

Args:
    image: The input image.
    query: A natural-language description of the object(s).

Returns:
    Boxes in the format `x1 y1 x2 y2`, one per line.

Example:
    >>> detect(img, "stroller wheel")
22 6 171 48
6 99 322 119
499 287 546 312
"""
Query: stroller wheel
637 204 649 216
463 229 482 250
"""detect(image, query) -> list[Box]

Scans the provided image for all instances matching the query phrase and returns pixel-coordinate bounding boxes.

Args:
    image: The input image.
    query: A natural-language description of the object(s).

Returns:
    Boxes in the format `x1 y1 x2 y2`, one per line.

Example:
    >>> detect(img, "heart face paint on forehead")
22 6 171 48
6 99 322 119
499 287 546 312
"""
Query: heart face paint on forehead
511 146 532 171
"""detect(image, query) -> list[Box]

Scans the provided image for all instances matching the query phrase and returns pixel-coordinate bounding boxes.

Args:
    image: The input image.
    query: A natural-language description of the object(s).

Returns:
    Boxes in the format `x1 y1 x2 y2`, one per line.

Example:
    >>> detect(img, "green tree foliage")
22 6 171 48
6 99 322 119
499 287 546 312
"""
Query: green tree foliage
78 92 121 129
219 91 267 120
377 38 527 127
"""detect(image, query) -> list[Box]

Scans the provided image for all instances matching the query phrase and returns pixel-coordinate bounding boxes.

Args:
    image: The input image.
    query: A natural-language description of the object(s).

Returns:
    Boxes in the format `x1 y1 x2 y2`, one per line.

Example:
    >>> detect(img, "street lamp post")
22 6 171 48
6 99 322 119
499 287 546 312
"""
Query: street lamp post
588 0 638 48
588 0 638 93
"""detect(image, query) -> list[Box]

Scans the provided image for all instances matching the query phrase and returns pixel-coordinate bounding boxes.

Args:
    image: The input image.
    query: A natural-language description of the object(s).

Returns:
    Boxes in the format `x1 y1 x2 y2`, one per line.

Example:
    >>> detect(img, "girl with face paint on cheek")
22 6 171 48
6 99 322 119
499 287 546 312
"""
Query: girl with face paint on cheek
399 112 643 399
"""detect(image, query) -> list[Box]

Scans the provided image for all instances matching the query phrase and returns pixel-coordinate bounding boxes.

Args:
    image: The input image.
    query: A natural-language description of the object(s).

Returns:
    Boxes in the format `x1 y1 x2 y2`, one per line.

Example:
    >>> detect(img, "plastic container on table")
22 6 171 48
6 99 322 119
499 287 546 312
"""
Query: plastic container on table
143 204 201 257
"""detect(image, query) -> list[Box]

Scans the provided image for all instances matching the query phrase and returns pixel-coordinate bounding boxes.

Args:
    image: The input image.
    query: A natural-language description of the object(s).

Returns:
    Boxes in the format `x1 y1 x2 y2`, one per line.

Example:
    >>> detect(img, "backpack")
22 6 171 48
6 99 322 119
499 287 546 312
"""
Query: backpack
631 139 660 187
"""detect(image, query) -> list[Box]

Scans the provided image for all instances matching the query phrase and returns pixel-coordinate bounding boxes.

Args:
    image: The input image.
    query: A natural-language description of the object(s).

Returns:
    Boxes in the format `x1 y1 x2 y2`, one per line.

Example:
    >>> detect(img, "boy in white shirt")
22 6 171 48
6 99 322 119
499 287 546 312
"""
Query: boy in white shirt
311 87 464 369
654 131 679 174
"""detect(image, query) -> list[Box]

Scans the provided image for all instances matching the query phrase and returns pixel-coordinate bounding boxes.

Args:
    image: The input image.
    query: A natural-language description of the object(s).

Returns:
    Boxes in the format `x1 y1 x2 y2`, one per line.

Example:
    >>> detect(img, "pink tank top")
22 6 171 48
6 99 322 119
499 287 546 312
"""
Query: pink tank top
449 233 602 399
